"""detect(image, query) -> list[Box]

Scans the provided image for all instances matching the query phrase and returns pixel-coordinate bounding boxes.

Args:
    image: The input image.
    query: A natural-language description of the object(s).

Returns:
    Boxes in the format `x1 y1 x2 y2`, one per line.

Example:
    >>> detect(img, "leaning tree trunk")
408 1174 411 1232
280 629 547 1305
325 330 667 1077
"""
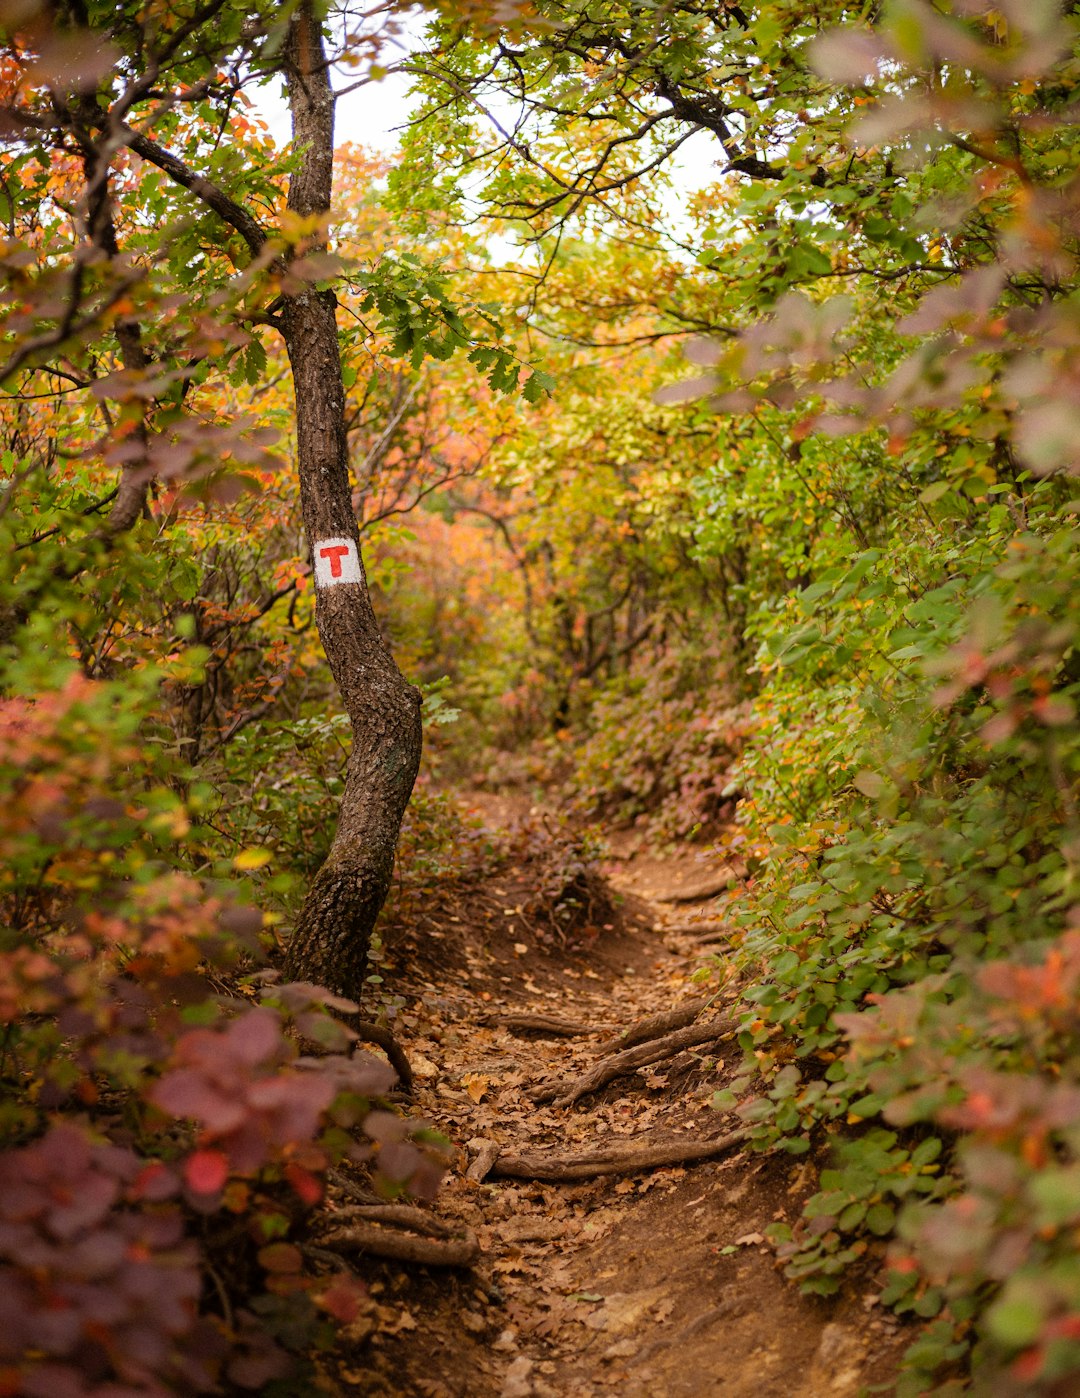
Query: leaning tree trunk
280 6 422 998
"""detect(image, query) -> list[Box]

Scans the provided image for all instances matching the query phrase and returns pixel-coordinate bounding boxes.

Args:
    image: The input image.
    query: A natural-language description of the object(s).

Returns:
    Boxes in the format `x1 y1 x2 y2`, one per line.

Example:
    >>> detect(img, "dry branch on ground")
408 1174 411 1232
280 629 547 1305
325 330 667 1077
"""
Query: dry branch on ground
350 1020 414 1090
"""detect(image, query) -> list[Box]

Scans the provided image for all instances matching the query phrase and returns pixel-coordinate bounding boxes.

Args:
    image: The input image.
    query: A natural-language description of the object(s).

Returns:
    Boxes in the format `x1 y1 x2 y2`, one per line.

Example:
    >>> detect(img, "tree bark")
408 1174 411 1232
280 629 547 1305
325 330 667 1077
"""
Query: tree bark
280 6 422 997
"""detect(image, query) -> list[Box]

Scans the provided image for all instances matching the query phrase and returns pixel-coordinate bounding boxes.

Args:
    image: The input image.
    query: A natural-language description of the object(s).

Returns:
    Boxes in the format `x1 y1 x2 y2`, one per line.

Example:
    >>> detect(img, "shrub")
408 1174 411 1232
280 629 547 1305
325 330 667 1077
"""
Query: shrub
0 644 442 1394
713 486 1080 1391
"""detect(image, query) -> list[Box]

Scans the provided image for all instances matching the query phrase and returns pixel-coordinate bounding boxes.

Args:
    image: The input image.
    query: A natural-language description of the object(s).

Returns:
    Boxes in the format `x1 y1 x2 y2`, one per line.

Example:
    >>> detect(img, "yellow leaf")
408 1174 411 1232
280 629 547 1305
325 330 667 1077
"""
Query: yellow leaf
234 848 272 871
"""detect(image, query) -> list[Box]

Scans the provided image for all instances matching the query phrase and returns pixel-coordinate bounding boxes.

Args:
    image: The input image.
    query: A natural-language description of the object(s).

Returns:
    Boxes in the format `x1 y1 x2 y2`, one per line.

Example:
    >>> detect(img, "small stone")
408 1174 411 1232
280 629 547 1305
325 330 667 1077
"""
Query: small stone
808 1322 866 1395
501 1355 534 1398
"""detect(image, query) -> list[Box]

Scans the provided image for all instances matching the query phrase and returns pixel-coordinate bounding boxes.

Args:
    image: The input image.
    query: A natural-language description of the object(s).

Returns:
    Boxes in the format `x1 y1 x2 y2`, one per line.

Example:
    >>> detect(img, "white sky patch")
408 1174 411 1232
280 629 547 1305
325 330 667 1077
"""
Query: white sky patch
248 16 724 248
313 537 363 587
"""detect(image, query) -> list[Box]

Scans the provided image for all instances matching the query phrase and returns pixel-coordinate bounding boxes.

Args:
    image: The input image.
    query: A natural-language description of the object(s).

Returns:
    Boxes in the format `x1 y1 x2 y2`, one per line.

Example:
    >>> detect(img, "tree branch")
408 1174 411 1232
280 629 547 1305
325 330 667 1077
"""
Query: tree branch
121 127 268 255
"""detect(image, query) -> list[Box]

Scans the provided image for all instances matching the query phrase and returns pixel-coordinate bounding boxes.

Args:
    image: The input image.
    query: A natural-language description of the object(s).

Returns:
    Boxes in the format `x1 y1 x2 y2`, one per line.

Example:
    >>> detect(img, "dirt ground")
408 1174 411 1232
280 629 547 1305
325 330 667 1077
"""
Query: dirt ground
322 795 909 1397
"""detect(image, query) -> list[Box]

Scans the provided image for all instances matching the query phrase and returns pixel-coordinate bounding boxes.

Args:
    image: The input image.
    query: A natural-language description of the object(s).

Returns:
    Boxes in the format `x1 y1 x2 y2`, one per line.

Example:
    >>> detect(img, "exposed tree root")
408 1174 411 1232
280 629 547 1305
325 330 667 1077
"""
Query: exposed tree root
654 866 745 903
487 1128 749 1181
479 1012 600 1037
690 930 733 948
303 1243 359 1274
600 997 709 1053
327 1168 381 1207
331 1203 456 1237
465 1140 502 1182
532 1015 733 1107
321 1207 481 1267
635 1298 742 1362
351 1020 413 1091
658 918 731 938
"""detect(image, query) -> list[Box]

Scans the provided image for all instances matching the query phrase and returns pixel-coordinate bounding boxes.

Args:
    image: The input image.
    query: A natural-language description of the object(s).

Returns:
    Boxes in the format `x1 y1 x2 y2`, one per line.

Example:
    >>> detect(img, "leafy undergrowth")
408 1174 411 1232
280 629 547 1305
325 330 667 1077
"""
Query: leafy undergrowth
560 652 751 845
0 657 447 1397
0 652 623 1397
702 493 1080 1394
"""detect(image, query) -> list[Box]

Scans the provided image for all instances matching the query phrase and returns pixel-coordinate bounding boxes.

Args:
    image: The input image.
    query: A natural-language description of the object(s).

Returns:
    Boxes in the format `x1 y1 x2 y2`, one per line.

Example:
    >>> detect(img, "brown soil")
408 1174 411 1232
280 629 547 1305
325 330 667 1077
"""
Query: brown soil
322 795 908 1397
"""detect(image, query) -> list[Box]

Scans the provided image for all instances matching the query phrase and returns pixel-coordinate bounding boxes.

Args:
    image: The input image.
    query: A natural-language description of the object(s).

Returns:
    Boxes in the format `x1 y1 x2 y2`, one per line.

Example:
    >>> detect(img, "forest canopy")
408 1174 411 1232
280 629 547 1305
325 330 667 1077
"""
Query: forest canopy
2 0 1080 1392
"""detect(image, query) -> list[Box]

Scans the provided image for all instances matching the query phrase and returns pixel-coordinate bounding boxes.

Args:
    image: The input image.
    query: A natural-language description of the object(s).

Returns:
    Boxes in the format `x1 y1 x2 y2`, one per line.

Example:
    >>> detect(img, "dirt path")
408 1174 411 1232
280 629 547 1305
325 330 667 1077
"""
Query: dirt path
341 798 906 1397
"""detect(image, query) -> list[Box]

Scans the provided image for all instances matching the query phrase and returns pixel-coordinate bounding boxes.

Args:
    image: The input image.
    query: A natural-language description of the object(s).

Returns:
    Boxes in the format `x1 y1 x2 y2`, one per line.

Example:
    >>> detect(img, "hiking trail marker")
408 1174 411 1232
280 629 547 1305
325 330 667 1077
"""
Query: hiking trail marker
313 537 362 588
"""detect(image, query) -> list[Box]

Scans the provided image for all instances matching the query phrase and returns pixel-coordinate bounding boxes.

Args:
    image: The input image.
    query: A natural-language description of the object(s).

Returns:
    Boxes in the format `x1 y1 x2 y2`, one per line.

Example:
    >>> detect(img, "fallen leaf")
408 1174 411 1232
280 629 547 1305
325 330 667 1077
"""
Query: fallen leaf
388 1308 417 1334
462 1072 491 1103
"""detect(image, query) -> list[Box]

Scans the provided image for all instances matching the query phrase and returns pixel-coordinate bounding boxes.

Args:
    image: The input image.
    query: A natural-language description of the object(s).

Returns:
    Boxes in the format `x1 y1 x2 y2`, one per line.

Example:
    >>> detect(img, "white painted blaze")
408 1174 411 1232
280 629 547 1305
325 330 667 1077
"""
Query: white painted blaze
313 537 362 587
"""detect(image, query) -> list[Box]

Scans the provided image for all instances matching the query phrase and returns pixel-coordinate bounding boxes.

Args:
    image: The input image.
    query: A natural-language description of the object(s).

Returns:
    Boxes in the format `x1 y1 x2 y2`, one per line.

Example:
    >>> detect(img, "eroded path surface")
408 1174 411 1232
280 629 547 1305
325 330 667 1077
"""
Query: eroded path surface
346 798 906 1398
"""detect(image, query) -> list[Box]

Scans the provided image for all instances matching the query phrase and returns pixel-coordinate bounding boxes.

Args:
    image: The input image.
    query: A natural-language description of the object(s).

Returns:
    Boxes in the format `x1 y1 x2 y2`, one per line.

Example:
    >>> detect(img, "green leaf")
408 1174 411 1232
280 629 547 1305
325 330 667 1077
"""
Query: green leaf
986 1292 1044 1348
865 1203 895 1236
523 368 556 404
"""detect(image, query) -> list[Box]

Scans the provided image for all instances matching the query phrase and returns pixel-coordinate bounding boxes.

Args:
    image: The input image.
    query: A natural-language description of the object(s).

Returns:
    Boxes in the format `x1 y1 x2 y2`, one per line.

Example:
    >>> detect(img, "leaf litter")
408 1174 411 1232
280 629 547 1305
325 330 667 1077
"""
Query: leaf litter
324 795 909 1397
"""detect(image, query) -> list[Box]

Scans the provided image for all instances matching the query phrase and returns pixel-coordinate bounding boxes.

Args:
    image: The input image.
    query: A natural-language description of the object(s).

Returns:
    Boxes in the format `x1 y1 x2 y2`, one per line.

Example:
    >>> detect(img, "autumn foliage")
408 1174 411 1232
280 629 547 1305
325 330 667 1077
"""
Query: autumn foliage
4 0 1080 1392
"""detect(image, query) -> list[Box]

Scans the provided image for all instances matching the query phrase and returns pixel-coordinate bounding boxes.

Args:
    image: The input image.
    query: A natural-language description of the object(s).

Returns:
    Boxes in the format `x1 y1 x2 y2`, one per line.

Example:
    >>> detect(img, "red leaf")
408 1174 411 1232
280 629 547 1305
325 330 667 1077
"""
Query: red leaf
184 1149 229 1196
318 1274 367 1323
130 1160 178 1202
1012 1347 1046 1383
226 1007 284 1066
284 1163 323 1207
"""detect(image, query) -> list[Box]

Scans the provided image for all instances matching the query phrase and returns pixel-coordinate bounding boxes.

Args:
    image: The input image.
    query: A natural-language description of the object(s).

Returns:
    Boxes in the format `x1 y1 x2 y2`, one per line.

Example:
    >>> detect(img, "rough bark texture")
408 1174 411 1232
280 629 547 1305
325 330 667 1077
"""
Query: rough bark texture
78 113 152 539
599 997 710 1053
321 1222 481 1267
280 7 422 997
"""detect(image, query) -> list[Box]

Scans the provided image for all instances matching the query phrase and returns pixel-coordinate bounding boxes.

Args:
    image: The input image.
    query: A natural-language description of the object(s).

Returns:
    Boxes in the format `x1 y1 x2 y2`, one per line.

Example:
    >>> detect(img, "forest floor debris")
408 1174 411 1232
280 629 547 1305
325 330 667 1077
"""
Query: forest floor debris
324 795 907 1396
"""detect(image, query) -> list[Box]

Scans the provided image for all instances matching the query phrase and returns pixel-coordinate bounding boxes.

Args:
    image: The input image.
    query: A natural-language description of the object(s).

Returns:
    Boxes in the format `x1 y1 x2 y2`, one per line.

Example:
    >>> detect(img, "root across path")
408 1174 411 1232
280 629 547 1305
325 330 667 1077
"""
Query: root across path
335 802 907 1398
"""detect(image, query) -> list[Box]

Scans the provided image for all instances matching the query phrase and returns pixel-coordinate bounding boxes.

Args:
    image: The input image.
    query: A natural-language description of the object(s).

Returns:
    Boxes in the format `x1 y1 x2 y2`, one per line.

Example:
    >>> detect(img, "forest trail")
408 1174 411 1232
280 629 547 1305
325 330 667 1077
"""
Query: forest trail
347 795 907 1398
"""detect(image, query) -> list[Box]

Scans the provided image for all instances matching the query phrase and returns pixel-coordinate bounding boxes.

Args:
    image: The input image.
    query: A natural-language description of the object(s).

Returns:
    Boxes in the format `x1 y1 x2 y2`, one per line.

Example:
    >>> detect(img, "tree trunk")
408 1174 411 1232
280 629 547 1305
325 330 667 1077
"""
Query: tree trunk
280 6 422 998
